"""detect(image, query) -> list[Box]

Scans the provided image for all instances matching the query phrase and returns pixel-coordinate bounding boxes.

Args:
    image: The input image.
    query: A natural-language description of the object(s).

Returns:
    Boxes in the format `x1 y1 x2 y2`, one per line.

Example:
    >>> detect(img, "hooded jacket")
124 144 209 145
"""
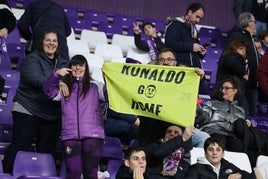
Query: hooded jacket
43 72 107 141
184 157 254 179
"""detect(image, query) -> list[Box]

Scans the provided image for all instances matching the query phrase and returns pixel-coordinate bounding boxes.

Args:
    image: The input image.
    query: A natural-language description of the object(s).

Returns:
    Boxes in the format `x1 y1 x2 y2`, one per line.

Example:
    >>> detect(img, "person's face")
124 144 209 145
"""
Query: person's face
164 125 183 141
205 142 224 168
221 82 237 102
254 41 262 55
43 32 58 58
188 9 204 24
263 36 268 45
157 51 177 66
143 24 156 36
236 46 246 59
125 151 146 174
247 16 256 35
71 63 86 78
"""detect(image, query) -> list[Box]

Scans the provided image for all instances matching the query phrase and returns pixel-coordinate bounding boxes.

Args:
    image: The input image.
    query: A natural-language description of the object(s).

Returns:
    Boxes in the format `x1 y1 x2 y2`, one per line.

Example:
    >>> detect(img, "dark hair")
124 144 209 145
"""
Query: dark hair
141 22 155 33
125 145 145 160
210 76 243 103
222 40 247 57
38 27 60 54
64 55 91 98
258 30 268 40
204 137 226 152
186 2 205 14
157 47 177 59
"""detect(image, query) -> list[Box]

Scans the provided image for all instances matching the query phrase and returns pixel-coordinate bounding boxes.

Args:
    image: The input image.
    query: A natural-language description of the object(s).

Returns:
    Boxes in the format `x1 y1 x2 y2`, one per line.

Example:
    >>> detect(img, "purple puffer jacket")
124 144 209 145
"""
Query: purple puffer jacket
43 72 106 141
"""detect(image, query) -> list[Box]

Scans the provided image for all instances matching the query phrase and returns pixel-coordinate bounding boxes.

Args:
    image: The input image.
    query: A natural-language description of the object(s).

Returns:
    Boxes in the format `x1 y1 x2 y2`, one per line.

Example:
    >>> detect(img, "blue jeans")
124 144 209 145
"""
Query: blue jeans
192 128 210 148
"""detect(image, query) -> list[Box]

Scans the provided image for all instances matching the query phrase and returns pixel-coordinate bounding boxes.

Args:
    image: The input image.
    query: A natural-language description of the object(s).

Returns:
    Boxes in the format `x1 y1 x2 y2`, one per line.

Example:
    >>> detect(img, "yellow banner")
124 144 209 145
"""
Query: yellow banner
102 62 200 127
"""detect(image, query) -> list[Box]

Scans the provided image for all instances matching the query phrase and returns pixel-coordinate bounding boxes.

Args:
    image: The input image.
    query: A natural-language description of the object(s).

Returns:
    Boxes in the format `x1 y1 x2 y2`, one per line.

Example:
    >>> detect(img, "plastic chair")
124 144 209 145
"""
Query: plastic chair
13 151 62 179
250 116 268 134
68 17 92 37
111 34 135 56
126 47 151 64
67 39 89 58
94 44 123 62
106 159 123 179
80 29 108 53
190 147 252 173
254 155 268 179
98 23 123 40
11 8 25 20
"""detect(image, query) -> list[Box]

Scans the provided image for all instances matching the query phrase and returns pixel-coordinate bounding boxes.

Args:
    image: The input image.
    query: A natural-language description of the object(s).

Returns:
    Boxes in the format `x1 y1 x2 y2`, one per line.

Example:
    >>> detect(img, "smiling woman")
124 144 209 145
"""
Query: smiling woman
3 27 69 174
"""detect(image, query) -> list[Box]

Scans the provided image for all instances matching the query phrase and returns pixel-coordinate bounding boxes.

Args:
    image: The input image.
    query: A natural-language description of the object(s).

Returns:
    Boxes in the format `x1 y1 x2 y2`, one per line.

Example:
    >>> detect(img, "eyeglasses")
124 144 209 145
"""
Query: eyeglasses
220 86 234 91
158 58 176 63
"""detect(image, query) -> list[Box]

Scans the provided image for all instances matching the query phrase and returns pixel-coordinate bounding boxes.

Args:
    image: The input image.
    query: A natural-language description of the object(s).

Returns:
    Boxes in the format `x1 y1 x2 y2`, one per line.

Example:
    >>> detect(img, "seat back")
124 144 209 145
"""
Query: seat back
126 47 151 64
13 151 57 178
112 34 135 56
101 137 124 161
106 159 124 179
94 44 123 62
190 147 252 173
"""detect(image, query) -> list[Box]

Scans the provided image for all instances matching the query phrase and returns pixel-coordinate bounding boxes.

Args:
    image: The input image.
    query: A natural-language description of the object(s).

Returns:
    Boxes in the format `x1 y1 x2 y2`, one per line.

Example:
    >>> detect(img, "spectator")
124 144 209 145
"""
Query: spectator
195 76 251 154
254 37 264 58
165 2 206 68
3 28 68 173
251 0 268 35
233 0 253 19
258 30 268 53
133 22 165 61
0 0 16 38
104 108 139 145
116 145 147 179
184 137 254 179
138 48 210 149
0 74 4 101
216 40 249 85
43 55 106 179
224 12 259 116
256 51 268 102
17 0 71 61
142 124 193 179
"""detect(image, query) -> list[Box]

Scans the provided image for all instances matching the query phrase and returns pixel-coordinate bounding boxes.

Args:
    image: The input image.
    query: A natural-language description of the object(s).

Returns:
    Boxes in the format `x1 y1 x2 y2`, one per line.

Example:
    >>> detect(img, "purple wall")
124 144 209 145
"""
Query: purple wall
54 0 236 30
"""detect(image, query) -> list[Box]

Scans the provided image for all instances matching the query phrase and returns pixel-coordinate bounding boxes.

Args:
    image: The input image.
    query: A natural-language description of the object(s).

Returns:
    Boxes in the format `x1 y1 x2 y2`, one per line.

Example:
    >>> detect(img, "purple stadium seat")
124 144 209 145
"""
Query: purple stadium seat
84 10 108 28
13 151 62 179
199 27 225 49
63 6 78 19
106 159 123 179
98 23 123 39
68 17 92 35
0 159 14 179
101 137 124 161
5 28 21 45
250 116 268 134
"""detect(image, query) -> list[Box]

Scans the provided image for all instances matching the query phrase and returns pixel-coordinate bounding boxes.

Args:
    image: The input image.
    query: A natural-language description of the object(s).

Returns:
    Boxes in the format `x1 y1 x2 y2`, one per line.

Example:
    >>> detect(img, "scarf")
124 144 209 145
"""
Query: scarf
176 16 198 40
147 38 158 61
161 147 185 176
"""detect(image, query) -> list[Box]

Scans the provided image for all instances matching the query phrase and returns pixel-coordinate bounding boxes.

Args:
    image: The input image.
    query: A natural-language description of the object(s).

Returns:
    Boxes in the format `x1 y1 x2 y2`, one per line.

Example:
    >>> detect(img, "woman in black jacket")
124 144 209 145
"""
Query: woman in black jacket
0 0 16 38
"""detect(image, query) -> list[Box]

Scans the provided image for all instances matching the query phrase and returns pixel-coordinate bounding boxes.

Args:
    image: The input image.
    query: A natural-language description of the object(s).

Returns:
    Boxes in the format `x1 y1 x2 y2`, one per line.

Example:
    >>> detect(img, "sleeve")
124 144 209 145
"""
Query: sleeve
63 10 72 37
195 101 214 128
256 53 268 94
144 135 192 163
17 6 33 40
165 21 193 52
0 8 16 34
42 70 61 100
134 33 150 51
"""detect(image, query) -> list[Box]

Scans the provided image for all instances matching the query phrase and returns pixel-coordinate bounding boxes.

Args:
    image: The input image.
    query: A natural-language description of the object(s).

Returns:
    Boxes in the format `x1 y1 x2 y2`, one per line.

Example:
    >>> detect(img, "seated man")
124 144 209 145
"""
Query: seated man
116 145 147 179
104 108 139 144
184 137 254 179
133 22 165 61
143 124 194 179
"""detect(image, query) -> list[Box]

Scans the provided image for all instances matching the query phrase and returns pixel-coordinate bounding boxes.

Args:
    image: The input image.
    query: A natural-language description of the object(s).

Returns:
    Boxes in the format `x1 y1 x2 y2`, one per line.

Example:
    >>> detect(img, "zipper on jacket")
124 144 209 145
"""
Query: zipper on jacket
76 79 81 139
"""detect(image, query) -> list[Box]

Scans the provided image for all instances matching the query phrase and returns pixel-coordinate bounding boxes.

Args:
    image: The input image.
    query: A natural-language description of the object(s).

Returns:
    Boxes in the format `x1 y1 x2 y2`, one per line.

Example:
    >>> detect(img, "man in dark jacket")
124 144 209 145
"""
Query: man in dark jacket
224 12 259 116
17 0 71 61
165 2 206 68
184 137 254 179
142 124 193 179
